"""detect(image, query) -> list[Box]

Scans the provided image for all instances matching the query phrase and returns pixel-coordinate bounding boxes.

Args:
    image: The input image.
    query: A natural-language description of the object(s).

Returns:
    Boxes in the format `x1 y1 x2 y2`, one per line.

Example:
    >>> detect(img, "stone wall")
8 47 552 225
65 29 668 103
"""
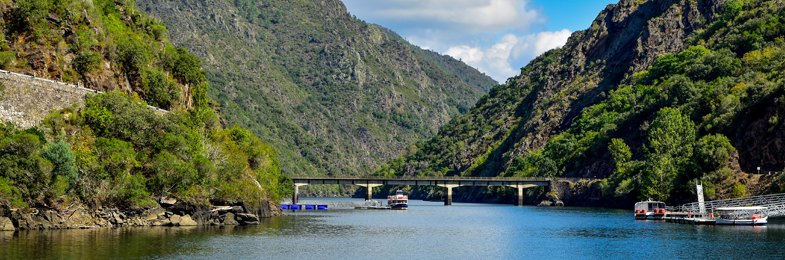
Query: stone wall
0 69 168 129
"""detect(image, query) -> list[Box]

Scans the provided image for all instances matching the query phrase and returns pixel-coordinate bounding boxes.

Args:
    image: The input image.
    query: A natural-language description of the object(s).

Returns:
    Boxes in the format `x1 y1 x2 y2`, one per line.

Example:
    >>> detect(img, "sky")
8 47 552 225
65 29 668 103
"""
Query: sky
341 0 616 83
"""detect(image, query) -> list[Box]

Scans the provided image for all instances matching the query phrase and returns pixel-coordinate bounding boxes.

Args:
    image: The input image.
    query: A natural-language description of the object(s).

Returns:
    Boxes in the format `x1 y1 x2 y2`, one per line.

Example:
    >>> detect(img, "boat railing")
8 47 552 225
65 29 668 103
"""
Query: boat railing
282 199 383 208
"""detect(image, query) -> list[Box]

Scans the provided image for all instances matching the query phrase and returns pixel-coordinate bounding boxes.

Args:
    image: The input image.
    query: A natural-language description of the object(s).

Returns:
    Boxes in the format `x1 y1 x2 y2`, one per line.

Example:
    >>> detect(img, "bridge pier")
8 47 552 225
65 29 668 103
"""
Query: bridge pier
293 184 308 204
506 184 537 206
355 184 383 201
437 184 461 205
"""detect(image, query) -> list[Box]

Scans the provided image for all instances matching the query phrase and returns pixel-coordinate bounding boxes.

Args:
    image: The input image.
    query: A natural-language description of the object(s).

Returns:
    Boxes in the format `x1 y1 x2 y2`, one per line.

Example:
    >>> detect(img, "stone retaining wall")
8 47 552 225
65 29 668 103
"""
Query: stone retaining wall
0 70 168 128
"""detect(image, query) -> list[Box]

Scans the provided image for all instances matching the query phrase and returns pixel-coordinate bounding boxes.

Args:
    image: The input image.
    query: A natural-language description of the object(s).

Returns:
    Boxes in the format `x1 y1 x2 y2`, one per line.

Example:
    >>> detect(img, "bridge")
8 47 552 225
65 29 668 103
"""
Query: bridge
675 193 785 217
290 176 554 206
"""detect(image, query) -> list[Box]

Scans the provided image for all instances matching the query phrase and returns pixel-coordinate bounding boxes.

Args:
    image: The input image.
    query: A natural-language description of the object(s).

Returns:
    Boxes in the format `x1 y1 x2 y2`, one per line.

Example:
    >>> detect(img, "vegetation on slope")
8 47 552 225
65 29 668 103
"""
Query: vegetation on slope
0 0 286 209
0 0 210 110
376 0 785 205
1 92 285 209
136 0 497 187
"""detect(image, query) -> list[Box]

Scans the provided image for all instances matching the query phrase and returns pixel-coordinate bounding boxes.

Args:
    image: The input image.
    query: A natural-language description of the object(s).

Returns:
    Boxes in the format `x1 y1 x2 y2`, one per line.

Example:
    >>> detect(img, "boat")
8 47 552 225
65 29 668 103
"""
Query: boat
714 206 768 225
387 190 408 210
634 199 667 220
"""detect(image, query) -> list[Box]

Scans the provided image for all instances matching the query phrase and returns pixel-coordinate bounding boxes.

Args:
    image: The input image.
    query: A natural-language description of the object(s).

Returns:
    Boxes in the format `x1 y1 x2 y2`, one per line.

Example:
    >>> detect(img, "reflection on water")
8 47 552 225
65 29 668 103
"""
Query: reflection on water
3 198 785 259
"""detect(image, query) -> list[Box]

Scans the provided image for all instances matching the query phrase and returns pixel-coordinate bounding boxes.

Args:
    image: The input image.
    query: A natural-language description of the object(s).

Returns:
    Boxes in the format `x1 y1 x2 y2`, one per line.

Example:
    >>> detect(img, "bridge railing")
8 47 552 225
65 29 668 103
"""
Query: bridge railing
287 176 597 181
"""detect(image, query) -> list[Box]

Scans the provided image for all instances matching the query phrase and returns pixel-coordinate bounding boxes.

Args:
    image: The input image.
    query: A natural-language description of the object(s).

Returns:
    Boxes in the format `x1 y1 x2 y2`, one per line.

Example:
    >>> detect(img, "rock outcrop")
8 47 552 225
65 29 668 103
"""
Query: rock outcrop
0 199 282 231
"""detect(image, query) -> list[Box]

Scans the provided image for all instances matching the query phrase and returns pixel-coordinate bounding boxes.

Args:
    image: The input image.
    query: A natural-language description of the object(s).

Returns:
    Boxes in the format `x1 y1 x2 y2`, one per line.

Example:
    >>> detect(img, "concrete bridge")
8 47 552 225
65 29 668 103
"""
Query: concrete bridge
290 176 554 206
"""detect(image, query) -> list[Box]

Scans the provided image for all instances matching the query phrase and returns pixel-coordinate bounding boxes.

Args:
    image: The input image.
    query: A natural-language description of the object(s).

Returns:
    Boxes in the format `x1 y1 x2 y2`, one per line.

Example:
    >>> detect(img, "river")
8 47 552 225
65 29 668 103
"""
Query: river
2 198 785 259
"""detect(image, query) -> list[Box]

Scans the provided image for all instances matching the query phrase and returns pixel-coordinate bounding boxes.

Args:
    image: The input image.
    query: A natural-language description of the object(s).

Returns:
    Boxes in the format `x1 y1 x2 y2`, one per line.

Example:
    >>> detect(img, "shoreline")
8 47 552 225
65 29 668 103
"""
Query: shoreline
0 198 283 232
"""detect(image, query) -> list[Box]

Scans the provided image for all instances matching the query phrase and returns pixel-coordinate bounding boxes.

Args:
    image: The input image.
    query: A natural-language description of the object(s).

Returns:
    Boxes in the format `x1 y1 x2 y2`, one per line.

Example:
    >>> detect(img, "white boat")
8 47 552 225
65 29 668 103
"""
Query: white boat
714 206 768 225
387 190 408 210
634 199 667 220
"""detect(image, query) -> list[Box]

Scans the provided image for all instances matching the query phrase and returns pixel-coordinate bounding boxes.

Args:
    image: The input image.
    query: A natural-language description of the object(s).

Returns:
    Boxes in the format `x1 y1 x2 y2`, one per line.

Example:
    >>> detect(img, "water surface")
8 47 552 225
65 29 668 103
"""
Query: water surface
2 198 785 259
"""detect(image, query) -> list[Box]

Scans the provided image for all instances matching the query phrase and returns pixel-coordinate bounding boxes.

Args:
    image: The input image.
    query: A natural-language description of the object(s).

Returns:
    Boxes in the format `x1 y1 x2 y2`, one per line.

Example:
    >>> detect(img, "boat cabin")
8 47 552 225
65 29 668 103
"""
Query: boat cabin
634 200 666 213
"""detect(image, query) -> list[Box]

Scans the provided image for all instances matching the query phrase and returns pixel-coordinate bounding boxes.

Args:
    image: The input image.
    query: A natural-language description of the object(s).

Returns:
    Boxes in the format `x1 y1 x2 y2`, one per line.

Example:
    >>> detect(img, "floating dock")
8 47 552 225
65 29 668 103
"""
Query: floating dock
353 205 392 210
280 204 328 211
663 216 716 225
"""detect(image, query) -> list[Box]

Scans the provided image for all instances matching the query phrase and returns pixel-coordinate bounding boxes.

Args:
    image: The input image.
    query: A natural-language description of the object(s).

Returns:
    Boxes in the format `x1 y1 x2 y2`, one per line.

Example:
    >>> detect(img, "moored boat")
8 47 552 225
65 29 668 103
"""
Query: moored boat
715 206 768 225
634 199 667 220
387 190 408 210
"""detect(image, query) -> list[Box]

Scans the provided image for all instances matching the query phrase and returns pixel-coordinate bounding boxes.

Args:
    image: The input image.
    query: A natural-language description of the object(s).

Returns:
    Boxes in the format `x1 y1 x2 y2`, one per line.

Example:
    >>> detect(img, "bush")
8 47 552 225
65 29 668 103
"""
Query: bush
117 37 151 72
0 176 28 207
161 47 206 86
15 0 51 26
95 137 137 178
730 183 746 198
115 173 152 205
0 52 15 69
150 24 168 41
73 51 102 75
149 151 197 194
142 68 181 109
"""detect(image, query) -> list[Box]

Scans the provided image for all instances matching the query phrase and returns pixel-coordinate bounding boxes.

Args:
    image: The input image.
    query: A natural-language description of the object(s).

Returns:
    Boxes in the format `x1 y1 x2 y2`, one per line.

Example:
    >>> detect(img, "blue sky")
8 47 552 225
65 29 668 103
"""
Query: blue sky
342 0 615 82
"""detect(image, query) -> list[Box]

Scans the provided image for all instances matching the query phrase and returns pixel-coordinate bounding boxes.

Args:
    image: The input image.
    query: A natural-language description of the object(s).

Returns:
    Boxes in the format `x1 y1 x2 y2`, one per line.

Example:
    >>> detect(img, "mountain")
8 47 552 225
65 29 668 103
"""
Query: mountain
135 0 497 182
376 0 785 205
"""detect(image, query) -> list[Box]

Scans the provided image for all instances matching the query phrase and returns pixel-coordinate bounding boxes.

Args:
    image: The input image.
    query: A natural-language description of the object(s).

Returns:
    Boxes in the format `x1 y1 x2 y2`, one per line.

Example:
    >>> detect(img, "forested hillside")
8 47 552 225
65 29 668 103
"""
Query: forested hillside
377 0 785 206
135 0 497 183
0 0 283 209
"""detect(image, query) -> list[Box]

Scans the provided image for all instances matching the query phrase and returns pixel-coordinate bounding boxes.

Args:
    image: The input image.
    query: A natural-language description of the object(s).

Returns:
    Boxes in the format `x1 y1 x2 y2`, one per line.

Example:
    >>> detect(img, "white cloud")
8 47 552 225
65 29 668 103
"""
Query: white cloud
342 0 571 82
445 30 572 82
368 0 542 33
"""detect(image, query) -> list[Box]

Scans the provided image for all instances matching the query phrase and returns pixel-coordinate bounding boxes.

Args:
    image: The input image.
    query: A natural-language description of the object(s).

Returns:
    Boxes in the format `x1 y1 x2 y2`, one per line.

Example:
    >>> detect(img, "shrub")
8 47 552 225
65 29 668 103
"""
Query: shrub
730 183 746 198
117 37 151 72
142 68 181 109
150 23 168 41
161 47 206 85
115 173 153 205
15 0 51 26
0 52 15 69
95 137 137 178
0 176 27 208
73 51 102 75
49 175 70 197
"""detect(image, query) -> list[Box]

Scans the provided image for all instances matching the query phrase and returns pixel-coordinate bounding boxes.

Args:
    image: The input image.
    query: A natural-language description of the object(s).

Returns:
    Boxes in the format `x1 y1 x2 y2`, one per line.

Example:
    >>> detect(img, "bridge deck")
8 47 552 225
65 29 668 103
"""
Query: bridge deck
291 176 553 187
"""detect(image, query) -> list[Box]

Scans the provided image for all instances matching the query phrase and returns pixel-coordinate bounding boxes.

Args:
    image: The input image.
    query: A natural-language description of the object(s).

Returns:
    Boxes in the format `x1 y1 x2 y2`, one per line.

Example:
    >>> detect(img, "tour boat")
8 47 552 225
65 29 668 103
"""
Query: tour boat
387 190 408 210
634 199 668 220
714 206 768 225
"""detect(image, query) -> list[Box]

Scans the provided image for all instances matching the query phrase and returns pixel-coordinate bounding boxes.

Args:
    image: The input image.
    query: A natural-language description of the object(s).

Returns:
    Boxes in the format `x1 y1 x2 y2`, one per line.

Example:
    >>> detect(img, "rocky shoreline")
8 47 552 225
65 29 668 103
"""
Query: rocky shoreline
0 198 283 232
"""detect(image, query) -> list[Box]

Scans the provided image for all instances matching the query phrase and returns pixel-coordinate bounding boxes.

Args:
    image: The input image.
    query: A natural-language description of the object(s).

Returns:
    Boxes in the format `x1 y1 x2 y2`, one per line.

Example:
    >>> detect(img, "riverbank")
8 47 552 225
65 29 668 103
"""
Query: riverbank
0 198 283 231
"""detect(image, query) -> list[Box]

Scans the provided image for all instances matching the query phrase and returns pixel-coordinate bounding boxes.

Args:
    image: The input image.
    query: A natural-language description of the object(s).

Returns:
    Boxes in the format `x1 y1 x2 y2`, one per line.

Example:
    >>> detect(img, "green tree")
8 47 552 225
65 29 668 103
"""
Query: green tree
721 0 743 21
694 134 735 173
609 138 631 168
41 136 78 184
642 108 695 201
